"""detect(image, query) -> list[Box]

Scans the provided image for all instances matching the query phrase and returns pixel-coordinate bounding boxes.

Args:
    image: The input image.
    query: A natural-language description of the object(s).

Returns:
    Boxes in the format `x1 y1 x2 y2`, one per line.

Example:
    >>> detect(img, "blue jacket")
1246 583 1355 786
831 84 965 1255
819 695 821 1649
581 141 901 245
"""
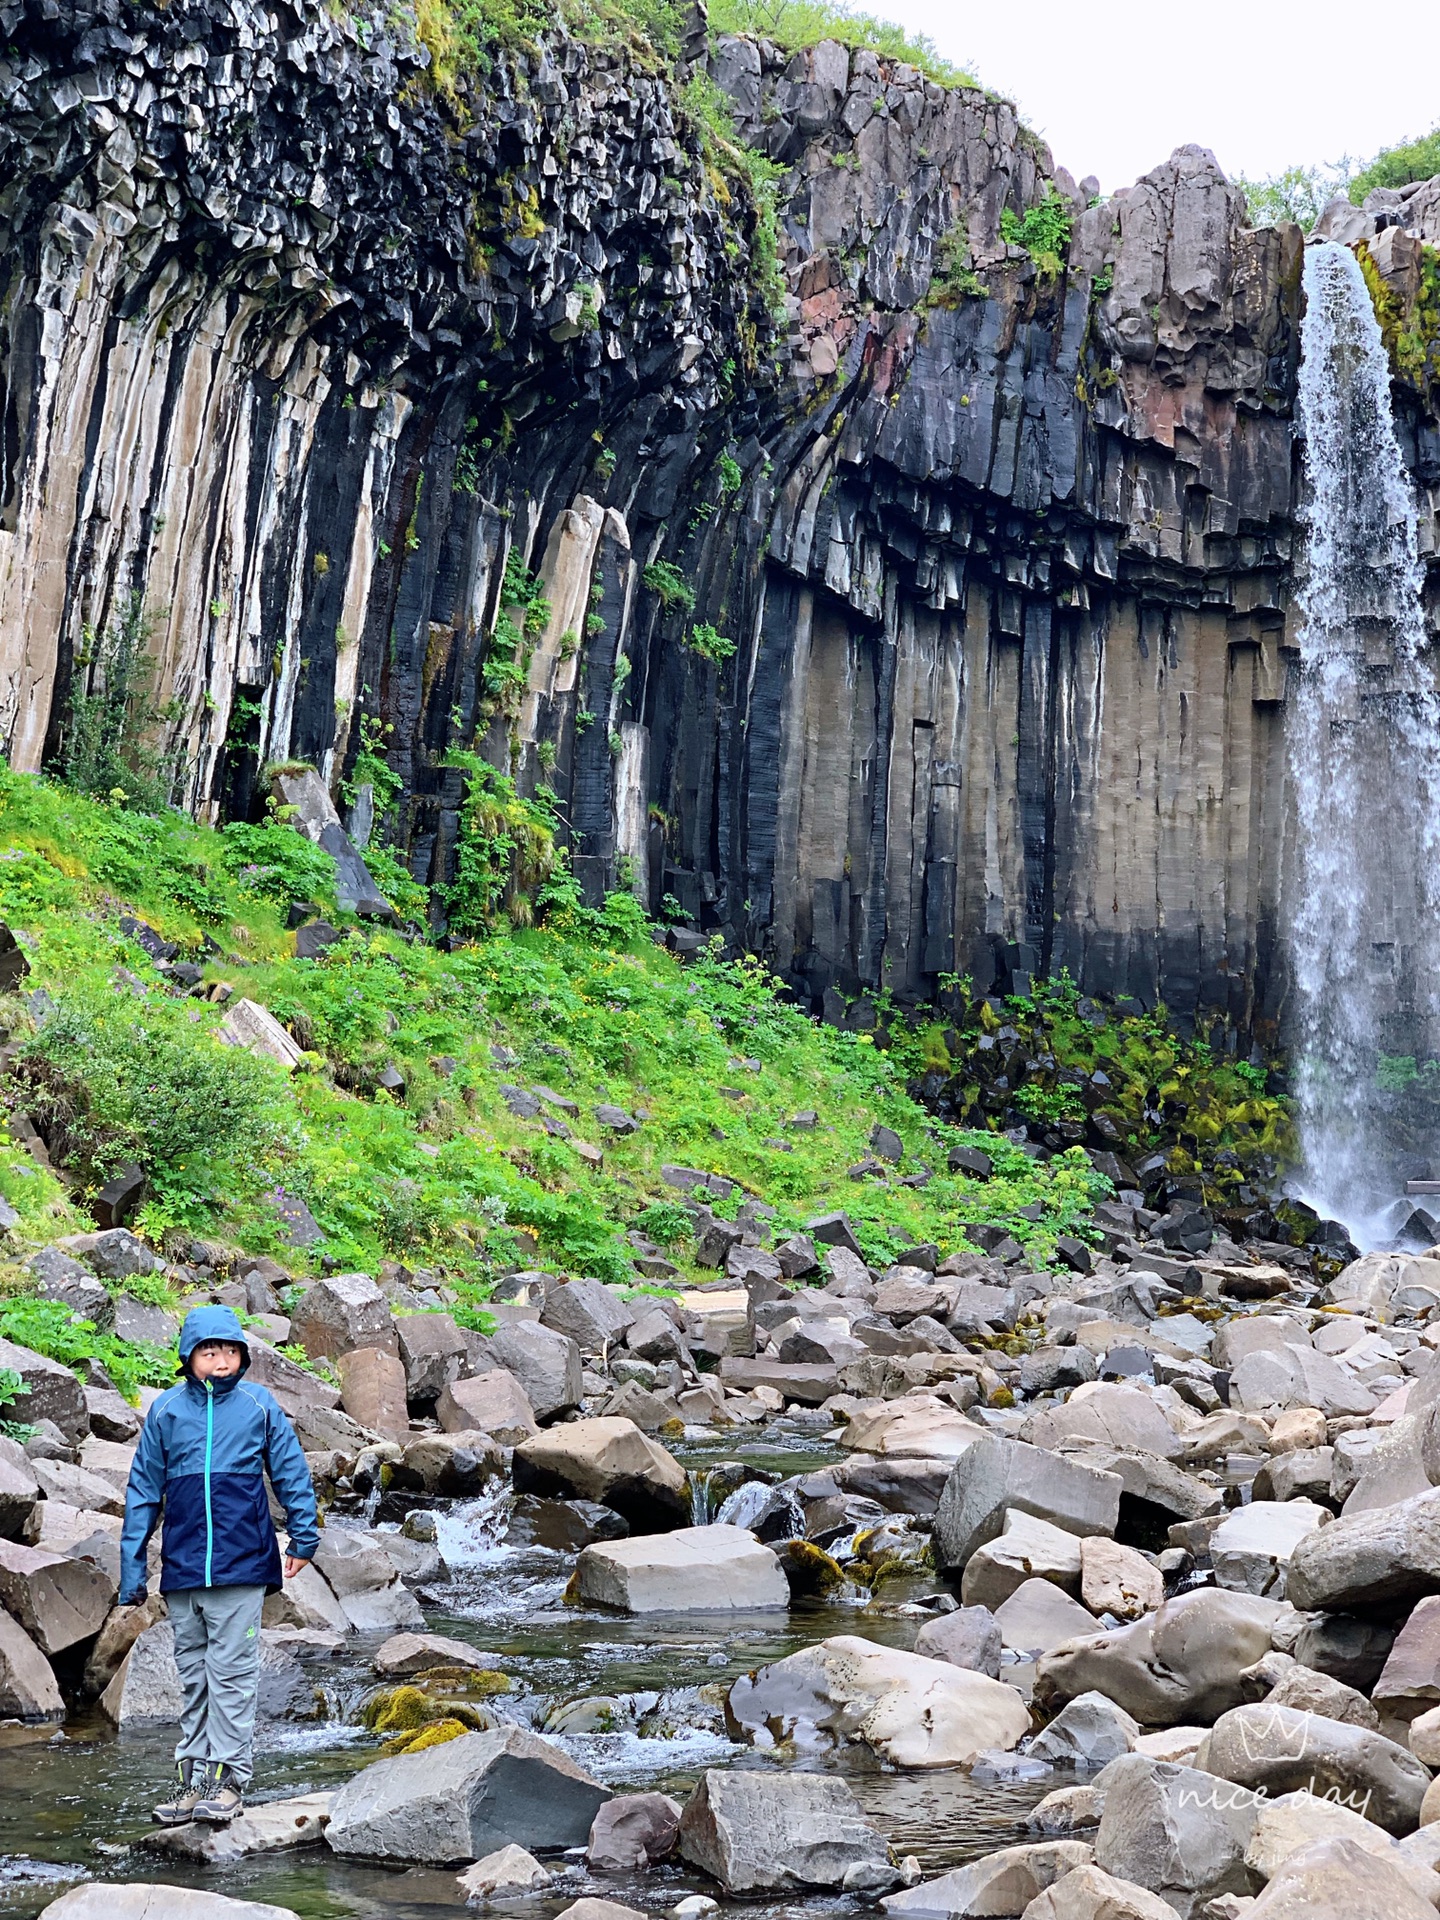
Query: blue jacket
119 1305 319 1604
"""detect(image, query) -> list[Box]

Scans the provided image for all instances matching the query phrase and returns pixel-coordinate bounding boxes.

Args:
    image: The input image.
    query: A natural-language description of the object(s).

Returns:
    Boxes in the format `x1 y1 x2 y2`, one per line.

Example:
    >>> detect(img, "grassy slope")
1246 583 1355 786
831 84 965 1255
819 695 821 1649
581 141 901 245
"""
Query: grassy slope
0 769 1108 1332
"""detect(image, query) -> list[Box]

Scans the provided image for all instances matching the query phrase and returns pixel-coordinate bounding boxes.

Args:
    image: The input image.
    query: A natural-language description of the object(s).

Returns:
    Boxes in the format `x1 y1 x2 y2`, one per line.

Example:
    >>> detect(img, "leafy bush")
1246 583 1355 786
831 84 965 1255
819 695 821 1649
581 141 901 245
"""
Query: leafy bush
1351 129 1440 203
687 621 737 665
440 754 560 938
632 1199 694 1245
1000 190 1072 279
0 1297 176 1403
16 987 290 1198
220 822 339 909
1238 163 1350 230
642 561 697 613
923 227 987 308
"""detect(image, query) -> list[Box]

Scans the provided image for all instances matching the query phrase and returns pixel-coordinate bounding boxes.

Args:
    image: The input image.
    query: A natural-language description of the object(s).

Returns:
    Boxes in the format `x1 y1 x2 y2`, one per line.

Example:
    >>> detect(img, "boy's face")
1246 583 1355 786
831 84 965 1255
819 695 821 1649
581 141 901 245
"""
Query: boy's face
190 1339 244 1381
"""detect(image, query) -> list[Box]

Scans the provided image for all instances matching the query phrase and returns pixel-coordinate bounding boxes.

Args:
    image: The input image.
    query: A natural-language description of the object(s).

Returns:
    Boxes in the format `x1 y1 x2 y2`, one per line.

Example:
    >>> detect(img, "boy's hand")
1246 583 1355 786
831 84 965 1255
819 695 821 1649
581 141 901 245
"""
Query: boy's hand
283 1555 311 1580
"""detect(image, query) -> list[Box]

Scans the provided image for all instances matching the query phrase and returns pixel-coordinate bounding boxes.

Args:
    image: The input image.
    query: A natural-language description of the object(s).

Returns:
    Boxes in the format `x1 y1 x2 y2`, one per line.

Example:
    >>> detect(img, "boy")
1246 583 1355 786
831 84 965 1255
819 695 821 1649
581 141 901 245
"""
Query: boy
120 1302 319 1826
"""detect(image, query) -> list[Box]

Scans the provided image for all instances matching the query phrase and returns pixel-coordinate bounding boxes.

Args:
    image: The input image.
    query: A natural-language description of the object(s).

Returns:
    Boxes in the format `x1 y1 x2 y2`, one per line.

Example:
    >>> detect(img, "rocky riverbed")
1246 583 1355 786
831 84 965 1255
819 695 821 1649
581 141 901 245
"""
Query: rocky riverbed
7 1219 1440 1918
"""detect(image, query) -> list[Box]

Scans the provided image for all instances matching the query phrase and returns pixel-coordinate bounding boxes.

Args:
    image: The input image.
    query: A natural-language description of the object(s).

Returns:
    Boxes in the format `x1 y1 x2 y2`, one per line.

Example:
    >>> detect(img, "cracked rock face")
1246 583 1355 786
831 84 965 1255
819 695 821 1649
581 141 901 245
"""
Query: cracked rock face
1 6 1438 1021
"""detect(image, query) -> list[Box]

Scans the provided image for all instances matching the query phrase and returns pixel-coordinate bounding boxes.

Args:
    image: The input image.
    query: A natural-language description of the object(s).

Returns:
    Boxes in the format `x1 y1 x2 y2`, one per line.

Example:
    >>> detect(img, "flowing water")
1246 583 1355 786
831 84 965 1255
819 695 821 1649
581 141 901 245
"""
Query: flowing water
0 1432 1048 1917
1286 240 1440 1245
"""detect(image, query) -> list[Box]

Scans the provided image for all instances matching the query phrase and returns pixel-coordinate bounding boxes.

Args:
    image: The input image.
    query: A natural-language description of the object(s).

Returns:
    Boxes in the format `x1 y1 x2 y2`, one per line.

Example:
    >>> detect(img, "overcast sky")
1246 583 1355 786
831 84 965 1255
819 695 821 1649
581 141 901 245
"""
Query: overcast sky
881 0 1440 193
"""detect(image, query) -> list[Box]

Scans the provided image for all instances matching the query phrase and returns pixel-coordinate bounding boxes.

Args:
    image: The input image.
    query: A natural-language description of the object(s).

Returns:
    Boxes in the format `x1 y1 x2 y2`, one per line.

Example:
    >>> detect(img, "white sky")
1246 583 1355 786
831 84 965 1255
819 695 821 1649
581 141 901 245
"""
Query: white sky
879 0 1440 193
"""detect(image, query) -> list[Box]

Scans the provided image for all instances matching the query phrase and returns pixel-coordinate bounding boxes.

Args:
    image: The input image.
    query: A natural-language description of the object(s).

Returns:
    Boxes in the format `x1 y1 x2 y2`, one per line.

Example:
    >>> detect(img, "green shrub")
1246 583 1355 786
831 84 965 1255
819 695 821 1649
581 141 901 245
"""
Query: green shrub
0 1297 176 1403
642 561 697 613
440 754 560 938
1000 190 1072 280
56 592 185 813
220 822 339 909
15 987 290 1197
687 621 737 665
1351 129 1440 203
632 1199 694 1245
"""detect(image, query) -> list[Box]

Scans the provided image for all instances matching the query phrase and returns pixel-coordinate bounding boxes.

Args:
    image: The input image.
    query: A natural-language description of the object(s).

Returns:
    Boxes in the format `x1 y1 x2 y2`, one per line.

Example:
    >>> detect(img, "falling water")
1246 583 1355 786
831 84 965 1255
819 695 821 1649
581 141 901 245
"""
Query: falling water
1287 241 1440 1245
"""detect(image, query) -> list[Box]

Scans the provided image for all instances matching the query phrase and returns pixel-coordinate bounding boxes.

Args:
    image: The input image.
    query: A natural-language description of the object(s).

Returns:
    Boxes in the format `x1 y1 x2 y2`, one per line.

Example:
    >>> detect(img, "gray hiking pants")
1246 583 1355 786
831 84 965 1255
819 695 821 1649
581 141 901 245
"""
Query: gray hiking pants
168 1584 265 1782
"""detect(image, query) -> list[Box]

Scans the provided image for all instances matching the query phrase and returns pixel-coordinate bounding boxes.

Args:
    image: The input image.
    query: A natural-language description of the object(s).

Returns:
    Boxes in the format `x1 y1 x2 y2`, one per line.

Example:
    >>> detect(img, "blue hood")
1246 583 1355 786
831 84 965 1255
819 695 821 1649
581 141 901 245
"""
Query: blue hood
178 1303 251 1375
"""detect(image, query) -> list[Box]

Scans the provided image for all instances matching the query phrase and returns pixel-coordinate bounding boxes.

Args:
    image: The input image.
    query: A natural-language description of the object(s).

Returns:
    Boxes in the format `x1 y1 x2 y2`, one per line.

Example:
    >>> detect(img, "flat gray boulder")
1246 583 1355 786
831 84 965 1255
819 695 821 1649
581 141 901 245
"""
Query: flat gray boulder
514 1416 688 1530
934 1437 1121 1572
0 1537 114 1652
489 1321 583 1421
1019 1863 1186 1918
325 1726 610 1862
678 1767 891 1892
573 1526 787 1613
0 1606 63 1720
1244 1834 1439 1917
881 1841 1094 1918
140 1792 333 1863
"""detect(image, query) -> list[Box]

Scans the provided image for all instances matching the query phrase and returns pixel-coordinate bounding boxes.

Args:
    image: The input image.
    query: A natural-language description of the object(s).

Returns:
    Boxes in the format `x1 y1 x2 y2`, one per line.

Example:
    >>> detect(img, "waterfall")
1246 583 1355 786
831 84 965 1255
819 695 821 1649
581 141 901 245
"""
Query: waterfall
1287 241 1440 1246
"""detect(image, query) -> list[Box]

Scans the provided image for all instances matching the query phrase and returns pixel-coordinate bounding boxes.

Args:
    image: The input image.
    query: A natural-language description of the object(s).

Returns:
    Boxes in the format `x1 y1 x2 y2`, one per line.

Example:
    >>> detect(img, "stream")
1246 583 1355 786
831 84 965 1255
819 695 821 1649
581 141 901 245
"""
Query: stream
0 1427 1048 1918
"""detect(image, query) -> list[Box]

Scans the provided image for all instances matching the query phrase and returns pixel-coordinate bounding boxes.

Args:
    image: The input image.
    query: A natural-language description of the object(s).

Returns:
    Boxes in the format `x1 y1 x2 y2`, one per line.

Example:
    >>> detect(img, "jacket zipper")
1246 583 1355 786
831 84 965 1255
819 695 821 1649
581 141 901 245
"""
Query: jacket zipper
204 1380 214 1586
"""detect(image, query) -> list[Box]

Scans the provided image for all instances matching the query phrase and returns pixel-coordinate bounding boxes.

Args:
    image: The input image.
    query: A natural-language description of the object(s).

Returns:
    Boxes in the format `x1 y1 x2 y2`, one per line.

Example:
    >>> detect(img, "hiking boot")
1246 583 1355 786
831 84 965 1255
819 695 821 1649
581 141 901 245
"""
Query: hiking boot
191 1762 245 1824
152 1758 206 1825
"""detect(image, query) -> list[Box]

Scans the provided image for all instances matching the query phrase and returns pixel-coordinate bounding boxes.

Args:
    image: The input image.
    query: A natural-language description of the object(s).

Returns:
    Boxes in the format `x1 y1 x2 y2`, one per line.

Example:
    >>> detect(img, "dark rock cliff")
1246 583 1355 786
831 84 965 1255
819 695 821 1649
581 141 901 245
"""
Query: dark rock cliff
2 0 1438 1035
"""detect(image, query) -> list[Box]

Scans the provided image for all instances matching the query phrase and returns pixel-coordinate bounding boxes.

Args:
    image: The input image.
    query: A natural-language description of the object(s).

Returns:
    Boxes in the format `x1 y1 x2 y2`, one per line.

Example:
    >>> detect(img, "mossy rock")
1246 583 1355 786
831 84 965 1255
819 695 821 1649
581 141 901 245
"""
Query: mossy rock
417 1663 511 1696
775 1537 848 1600
361 1683 497 1734
382 1715 470 1756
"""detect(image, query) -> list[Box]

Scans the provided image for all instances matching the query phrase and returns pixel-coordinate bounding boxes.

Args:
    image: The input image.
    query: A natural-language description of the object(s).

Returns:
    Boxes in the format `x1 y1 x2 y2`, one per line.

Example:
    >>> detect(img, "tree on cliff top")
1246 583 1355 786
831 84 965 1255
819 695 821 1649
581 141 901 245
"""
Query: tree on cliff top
708 0 975 86
1349 127 1440 202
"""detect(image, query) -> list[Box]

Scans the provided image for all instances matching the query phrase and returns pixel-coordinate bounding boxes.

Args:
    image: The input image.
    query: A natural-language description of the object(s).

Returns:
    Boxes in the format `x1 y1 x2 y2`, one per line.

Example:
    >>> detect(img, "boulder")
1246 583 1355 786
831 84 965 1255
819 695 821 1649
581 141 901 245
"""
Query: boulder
140 1792 333 1863
541 1279 635 1352
111 1298 179 1347
456 1843 553 1903
508 1495 629 1551
437 1370 538 1445
100 1620 182 1726
38 1887 302 1918
727 1633 1030 1768
1243 1789 1406 1883
31 1458 125 1516
995 1580 1101 1656
0 1537 115 1652
0 1606 63 1719
677 1767 891 1893
1286 1486 1440 1612
1021 1384 1183 1461
489 1321 583 1421
513 1417 688 1531
289 1273 398 1361
264 1561 350 1633
1197 1703 1430 1834
573 1526 787 1613
218 998 305 1071
961 1509 1084 1610
1031 1693 1141 1770
394 1312 469 1401
914 1604 1003 1678
1079 1540 1163 1621
587 1791 682 1870
1036 1589 1287 1726
336 1346 409 1439
881 1842 1096 1919
0 1338 88 1442
551 1903 646 1920
325 1726 611 1862
1092 1753 1261 1915
1243 1835 1439 1917
373 1632 496 1678
842 1399 982 1461
1241 1649 1379 1728
1374 1594 1440 1722
30 1248 111 1322
1017 1864 1191 1918
397 1430 505 1495
0 1436 40 1539
83 1595 166 1696
1210 1501 1329 1598
84 1389 141 1443
935 1438 1122 1573
312 1528 425 1632
1232 1344 1375 1418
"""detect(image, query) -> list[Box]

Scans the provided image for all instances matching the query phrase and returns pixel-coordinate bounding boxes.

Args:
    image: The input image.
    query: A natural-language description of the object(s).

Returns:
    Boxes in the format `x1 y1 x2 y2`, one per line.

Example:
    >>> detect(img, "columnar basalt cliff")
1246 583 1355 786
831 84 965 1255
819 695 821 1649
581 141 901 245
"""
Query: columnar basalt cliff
2 0 1439 1032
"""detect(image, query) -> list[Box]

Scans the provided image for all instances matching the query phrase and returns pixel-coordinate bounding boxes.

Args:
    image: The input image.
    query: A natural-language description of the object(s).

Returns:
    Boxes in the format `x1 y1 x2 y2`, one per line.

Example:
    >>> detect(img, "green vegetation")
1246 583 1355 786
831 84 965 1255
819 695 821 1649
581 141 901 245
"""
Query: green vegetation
1351 128 1440 202
641 560 697 613
0 765 1127 1308
58 592 185 813
686 621 737 665
1000 190 1072 280
922 226 987 309
0 1298 177 1403
929 973 1291 1209
1357 235 1440 395
708 0 974 88
1237 163 1350 230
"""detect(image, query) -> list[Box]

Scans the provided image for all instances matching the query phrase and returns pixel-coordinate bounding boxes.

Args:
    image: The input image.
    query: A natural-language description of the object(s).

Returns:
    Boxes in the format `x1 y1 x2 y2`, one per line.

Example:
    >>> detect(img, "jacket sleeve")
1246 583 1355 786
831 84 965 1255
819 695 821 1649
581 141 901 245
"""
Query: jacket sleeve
262 1394 320 1561
119 1403 168 1603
